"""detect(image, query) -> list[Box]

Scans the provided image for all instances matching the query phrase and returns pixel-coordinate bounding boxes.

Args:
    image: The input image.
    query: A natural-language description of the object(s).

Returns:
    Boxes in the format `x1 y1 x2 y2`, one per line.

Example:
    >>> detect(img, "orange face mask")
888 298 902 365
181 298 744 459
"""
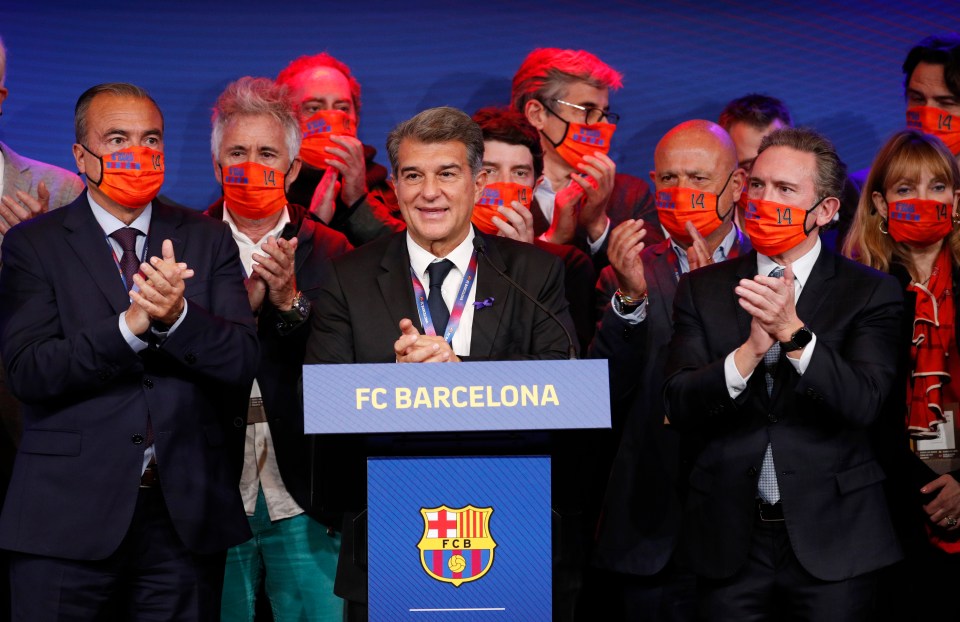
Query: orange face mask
300 109 356 170
471 182 533 234
83 145 164 209
907 106 960 155
887 198 954 248
221 162 288 220
743 197 821 257
656 171 735 245
545 119 615 171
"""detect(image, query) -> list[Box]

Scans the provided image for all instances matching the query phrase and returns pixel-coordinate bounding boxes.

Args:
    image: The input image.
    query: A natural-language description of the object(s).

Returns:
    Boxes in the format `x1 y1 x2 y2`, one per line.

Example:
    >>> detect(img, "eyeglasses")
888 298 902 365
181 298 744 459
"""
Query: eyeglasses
547 98 620 125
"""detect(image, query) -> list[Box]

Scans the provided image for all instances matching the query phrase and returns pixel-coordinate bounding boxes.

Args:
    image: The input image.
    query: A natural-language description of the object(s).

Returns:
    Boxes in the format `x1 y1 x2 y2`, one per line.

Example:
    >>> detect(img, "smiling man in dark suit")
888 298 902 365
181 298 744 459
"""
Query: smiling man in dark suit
663 127 903 621
0 82 259 621
305 106 575 621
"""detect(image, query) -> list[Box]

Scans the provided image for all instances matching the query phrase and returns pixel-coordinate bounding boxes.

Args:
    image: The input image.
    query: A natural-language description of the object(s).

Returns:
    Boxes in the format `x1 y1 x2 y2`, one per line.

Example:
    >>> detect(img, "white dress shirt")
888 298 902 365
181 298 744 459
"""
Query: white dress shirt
406 229 479 358
724 237 822 397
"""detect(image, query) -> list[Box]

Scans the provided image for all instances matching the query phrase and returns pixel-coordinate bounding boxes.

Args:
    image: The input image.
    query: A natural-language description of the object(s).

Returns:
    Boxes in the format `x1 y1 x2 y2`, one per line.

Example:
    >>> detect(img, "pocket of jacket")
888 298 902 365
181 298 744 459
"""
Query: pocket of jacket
19 429 81 456
836 460 885 495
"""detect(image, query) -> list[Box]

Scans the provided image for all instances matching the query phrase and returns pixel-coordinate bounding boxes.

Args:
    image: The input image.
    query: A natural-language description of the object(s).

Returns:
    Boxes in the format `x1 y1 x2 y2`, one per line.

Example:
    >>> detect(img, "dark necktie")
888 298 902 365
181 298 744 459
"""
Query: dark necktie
110 227 154 448
758 265 785 503
427 259 455 335
110 227 143 292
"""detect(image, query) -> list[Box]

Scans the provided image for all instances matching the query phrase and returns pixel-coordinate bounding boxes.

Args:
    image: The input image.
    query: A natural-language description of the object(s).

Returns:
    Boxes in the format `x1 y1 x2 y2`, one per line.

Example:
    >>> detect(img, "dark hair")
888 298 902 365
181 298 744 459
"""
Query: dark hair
757 127 846 199
387 106 483 176
472 106 543 180
75 82 162 144
718 93 792 131
902 33 960 99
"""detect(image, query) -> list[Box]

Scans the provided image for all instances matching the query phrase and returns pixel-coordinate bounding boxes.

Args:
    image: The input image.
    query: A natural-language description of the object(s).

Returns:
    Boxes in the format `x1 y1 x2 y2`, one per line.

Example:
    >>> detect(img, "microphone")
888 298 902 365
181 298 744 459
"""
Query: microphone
472 236 577 360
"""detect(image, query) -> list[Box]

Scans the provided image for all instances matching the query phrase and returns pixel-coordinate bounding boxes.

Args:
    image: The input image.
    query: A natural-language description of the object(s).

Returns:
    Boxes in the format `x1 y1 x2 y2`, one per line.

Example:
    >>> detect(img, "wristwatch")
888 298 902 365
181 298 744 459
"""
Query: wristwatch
276 291 310 332
780 325 813 352
614 288 648 314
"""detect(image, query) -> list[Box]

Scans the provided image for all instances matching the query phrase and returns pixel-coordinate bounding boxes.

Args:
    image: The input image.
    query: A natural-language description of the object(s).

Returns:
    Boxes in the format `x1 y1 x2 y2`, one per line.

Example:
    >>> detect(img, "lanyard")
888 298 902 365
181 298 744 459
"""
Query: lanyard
410 251 478 343
106 232 148 293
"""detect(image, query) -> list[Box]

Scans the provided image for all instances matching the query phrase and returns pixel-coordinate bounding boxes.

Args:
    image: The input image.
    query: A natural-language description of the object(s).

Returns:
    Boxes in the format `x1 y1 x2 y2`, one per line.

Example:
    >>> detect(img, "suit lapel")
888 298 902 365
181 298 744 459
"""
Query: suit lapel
2 144 32 196
795 248 835 324
470 235 512 358
734 251 757 344
145 201 184 262
649 243 678 325
377 234 419 333
62 193 130 314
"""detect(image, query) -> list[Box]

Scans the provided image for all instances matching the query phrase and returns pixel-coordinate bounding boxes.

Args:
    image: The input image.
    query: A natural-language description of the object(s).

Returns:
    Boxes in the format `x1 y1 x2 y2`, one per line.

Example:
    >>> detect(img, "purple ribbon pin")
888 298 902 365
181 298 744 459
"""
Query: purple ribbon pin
473 296 495 310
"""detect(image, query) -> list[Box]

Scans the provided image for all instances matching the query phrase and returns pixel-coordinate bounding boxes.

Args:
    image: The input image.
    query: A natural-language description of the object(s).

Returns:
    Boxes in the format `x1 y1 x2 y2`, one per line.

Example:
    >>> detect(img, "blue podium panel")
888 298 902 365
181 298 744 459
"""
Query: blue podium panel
303 359 609 434
368 456 551 621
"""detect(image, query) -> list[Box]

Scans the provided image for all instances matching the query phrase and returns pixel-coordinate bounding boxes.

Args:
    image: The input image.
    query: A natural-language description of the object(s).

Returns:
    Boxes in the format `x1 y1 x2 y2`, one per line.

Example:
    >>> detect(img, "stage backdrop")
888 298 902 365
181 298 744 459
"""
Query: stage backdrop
3 0 959 210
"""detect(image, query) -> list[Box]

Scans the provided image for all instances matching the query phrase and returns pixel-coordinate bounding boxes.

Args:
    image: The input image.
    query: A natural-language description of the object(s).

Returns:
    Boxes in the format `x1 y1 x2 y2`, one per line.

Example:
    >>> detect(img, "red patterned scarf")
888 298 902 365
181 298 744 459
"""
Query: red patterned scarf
907 246 955 439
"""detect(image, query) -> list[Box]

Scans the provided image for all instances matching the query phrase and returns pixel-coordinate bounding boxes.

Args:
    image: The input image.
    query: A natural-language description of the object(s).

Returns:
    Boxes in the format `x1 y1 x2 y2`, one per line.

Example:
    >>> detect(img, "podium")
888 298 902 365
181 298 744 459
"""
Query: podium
303 360 610 621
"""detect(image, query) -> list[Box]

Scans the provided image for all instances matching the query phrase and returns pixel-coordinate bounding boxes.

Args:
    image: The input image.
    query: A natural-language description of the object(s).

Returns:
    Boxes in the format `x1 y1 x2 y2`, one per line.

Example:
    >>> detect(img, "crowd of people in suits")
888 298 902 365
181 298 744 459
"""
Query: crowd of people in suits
1 31 960 622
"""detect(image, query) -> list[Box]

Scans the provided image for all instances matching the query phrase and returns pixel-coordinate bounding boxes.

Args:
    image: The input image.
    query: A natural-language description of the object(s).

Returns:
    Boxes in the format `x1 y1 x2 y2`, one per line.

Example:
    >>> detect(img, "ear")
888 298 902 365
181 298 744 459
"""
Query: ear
649 169 657 186
212 154 223 185
473 168 487 204
524 99 546 131
730 167 747 202
0 85 8 113
953 188 960 217
813 196 841 228
73 143 88 176
871 191 888 219
285 156 302 190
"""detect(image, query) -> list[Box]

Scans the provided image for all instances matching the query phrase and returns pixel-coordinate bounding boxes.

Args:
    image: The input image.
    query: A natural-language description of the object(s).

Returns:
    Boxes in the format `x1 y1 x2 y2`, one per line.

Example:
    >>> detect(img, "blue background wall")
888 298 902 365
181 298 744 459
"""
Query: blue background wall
2 0 959 209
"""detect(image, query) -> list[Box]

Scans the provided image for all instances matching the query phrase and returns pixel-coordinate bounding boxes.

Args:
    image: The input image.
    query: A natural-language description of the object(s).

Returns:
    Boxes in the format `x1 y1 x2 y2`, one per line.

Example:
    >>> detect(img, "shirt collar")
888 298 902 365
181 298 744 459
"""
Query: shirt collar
757 235 821 289
670 224 741 274
407 228 476 280
88 193 152 236
221 204 290 247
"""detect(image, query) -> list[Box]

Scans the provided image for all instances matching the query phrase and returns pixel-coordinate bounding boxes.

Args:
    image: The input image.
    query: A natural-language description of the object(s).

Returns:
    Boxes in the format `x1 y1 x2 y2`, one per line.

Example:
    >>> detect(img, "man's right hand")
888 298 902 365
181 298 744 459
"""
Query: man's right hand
0 181 52 234
394 318 459 363
309 166 340 224
608 219 648 299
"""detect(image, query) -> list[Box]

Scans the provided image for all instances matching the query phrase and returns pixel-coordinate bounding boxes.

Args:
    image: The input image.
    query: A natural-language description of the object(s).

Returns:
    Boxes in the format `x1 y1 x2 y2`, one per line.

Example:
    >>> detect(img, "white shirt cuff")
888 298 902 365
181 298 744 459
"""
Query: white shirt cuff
119 312 149 353
587 217 612 255
611 293 647 324
785 332 816 374
725 349 751 398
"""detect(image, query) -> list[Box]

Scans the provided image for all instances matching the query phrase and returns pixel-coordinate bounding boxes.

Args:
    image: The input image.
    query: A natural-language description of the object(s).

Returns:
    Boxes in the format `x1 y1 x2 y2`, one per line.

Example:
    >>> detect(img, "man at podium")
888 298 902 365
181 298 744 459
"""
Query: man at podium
305 106 576 621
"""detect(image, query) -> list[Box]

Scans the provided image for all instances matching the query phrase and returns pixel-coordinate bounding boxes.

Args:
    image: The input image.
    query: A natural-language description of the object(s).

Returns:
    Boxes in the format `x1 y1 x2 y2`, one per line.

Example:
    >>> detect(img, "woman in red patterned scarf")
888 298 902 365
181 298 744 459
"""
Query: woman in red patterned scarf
845 129 960 618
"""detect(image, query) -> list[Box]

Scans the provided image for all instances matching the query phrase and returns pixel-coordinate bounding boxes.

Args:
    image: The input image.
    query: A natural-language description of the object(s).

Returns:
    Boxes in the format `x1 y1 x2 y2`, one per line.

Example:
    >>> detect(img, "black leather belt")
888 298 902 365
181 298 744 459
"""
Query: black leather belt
756 500 784 522
139 463 159 488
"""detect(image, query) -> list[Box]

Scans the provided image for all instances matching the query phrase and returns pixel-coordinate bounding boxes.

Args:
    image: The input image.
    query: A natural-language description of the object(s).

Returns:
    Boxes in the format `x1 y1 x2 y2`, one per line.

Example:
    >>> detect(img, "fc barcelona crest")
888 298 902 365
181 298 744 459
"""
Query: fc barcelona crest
417 505 496 587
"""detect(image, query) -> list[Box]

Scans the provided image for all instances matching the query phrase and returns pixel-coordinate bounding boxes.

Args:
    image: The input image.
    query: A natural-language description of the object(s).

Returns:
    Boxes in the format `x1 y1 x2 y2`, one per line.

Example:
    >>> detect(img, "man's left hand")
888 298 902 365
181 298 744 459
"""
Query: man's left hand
251 235 298 311
130 239 194 326
573 152 615 241
735 263 802 343
492 202 535 244
325 134 368 207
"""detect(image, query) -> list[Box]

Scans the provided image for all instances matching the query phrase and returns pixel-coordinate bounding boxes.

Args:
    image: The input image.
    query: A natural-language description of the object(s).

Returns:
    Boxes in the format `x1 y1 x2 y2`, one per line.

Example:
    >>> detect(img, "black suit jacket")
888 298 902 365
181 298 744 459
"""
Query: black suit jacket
303 229 576 605
663 247 904 581
589 234 749 576
0 192 259 559
206 202 353 528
